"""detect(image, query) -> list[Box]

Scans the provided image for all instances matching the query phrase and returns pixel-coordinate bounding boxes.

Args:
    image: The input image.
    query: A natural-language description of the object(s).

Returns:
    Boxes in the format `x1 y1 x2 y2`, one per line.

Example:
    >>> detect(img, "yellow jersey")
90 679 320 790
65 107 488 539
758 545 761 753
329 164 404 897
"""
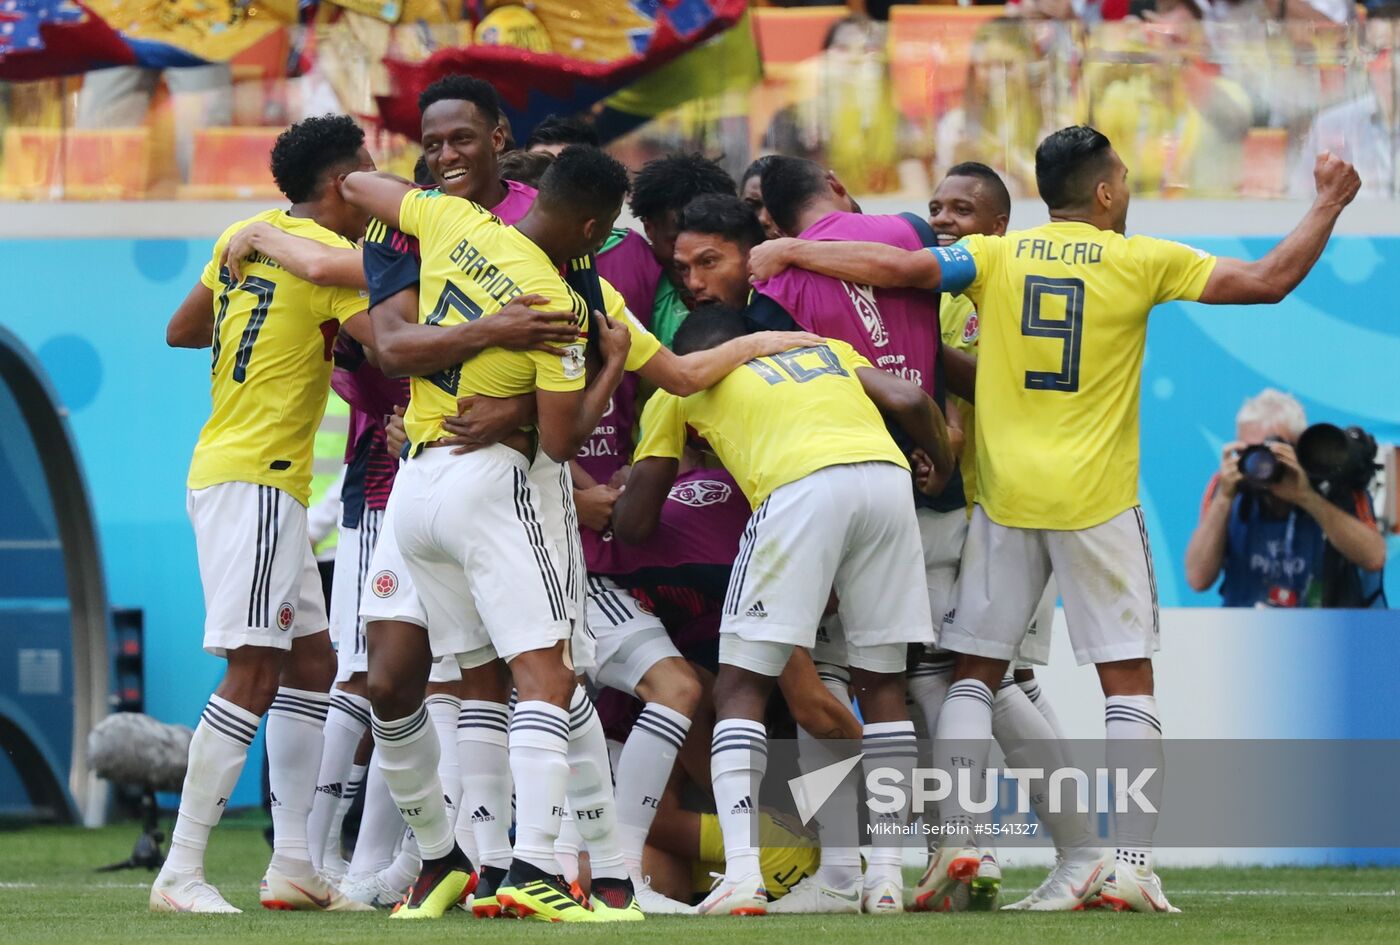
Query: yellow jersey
634 339 908 509
940 292 980 509
395 189 661 448
188 210 367 506
940 222 1216 530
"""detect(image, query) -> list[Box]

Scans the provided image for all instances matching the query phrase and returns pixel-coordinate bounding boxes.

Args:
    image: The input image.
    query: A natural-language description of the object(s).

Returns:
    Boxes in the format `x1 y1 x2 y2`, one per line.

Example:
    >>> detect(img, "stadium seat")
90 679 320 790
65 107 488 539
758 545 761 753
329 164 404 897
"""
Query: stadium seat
888 6 1005 125
178 127 283 200
0 127 150 200
750 5 849 72
1239 128 1288 198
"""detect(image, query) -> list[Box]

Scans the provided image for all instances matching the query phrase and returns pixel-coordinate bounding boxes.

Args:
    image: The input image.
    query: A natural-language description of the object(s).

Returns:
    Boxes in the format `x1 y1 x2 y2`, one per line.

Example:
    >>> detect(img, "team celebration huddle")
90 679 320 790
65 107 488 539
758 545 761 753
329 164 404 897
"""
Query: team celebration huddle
156 72 1360 921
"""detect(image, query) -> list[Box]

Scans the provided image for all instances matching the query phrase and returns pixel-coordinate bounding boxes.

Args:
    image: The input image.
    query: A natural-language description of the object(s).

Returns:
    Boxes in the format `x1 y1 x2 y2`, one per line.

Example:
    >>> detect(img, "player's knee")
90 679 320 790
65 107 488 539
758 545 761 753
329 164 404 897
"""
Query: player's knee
283 631 336 692
217 650 284 716
365 659 425 720
510 646 574 707
639 658 702 717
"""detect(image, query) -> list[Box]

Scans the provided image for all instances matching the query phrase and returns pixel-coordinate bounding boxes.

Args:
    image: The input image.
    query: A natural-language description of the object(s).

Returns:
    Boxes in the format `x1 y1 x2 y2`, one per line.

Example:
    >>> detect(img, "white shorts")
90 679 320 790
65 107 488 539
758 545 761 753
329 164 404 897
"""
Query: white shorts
942 505 1159 666
814 505 967 671
720 463 934 672
331 508 383 681
585 575 679 695
389 445 573 664
358 500 429 630
187 482 327 657
429 656 462 683
530 455 594 672
1014 576 1056 668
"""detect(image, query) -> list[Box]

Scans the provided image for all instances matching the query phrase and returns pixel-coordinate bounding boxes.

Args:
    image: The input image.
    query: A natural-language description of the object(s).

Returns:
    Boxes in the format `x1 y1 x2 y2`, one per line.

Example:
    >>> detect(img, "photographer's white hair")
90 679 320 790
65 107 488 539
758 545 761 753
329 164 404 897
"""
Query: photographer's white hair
1236 388 1308 438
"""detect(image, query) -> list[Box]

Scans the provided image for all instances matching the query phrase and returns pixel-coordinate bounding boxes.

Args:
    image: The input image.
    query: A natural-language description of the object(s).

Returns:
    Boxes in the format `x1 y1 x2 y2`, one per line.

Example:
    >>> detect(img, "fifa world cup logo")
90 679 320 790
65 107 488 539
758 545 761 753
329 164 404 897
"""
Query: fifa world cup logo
841 281 889 348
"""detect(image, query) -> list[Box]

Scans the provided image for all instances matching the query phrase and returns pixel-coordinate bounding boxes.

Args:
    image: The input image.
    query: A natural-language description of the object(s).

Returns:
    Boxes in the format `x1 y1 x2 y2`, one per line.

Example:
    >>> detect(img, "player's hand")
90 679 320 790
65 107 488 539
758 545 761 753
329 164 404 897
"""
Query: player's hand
219 221 275 283
911 447 953 498
744 330 826 359
607 465 631 490
1265 441 1316 506
385 404 407 458
440 394 533 454
1313 151 1361 209
575 483 621 532
1217 440 1245 500
748 238 802 282
595 309 632 365
487 294 580 353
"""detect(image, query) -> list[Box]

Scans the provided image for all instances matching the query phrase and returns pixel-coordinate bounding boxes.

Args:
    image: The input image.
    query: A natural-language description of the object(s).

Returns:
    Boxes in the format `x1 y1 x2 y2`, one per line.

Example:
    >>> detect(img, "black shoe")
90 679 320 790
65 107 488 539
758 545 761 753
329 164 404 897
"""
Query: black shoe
390 845 476 920
471 864 510 918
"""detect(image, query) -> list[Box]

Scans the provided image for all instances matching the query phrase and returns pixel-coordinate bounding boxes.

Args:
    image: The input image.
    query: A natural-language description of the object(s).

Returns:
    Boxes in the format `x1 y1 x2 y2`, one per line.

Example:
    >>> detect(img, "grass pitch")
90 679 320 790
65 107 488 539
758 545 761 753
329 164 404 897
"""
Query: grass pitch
1 821 1395 945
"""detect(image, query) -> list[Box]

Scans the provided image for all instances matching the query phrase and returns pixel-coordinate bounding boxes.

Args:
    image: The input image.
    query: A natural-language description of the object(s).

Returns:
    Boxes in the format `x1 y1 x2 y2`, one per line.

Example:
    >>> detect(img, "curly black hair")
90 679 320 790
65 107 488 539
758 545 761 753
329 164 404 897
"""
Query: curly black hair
418 74 502 124
538 145 629 219
628 153 735 223
677 193 765 251
269 114 366 204
525 114 599 151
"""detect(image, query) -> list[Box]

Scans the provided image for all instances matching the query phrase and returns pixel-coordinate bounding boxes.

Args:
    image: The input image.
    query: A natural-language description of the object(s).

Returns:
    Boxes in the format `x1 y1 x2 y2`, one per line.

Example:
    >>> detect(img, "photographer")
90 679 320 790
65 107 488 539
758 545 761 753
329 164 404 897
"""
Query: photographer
1186 389 1386 607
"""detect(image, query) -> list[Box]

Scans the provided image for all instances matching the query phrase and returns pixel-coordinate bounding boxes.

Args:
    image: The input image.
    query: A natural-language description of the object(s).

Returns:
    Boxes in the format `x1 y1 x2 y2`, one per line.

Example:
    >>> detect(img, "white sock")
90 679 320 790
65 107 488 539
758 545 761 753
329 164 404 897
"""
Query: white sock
796 727 861 886
565 686 626 881
458 700 513 869
1018 677 1069 741
371 705 454 860
266 687 330 865
813 662 854 710
509 700 571 874
425 693 463 856
907 663 953 741
165 695 259 875
933 679 994 837
306 691 369 871
993 682 1097 857
380 828 420 893
1105 695 1162 873
346 759 400 877
615 702 690 875
862 720 918 884
326 762 368 869
710 718 767 881
555 811 582 884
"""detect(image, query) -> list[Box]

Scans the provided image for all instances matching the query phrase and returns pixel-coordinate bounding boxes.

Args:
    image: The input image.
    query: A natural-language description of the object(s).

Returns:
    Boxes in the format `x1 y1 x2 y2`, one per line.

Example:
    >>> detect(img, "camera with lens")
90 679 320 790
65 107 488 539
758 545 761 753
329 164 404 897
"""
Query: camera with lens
1236 424 1379 496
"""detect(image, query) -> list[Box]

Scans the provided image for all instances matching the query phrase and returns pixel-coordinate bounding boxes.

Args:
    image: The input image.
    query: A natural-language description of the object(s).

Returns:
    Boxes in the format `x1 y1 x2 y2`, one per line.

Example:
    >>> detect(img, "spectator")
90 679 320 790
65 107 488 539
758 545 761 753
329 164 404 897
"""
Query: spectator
1185 389 1386 607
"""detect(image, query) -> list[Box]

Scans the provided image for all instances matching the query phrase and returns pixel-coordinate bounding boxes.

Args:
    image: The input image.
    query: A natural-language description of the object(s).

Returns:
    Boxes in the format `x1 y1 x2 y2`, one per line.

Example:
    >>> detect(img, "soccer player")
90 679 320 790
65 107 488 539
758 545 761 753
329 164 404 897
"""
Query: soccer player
156 114 379 914
733 126 1361 912
630 307 956 917
739 156 780 241
344 148 819 920
747 155 970 912
628 153 738 346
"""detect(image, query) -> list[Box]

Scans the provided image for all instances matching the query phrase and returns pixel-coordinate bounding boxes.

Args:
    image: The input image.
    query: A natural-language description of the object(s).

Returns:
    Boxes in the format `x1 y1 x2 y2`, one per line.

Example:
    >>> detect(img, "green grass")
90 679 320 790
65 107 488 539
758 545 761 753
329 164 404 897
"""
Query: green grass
1 822 1396 945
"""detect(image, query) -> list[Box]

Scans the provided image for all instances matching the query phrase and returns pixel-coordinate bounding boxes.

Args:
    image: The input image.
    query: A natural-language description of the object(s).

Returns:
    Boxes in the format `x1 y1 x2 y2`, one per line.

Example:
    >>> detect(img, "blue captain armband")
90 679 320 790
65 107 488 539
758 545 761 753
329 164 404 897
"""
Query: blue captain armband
928 244 976 294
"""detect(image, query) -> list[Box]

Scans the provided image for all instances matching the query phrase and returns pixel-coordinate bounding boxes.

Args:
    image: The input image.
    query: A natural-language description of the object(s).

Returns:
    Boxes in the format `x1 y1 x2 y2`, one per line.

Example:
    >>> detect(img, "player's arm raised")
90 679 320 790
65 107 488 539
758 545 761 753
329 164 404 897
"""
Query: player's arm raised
855 366 955 494
636 329 824 396
749 237 942 291
535 311 631 463
1198 152 1360 305
166 281 216 348
221 222 366 289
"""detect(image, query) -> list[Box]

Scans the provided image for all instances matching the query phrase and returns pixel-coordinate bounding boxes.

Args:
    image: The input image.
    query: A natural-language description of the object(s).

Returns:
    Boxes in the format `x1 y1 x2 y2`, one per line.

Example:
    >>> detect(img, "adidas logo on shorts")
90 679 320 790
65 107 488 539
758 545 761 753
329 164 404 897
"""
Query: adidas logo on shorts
730 796 754 815
470 805 495 823
745 601 768 619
